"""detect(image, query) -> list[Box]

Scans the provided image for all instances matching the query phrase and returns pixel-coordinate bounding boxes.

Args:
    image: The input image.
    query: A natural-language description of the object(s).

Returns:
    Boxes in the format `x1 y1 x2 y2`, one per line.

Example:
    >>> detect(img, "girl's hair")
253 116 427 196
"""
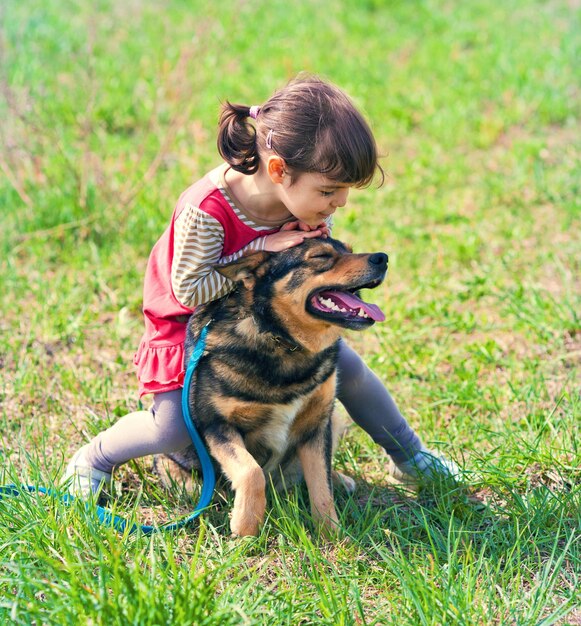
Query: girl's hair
217 74 384 187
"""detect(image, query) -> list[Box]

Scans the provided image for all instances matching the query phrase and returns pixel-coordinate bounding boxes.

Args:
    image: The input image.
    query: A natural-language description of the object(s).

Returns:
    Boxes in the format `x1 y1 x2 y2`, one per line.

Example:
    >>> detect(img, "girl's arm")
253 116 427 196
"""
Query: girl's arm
171 205 333 309
171 204 266 308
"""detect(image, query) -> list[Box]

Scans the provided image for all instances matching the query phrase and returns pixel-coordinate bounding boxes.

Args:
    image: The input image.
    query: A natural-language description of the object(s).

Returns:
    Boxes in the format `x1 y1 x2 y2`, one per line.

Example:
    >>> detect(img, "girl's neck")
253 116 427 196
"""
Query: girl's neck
222 164 291 223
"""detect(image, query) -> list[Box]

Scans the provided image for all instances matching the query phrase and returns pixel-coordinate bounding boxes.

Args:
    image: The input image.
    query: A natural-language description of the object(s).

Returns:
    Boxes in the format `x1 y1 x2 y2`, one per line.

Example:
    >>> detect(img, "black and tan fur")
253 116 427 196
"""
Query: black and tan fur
154 237 388 536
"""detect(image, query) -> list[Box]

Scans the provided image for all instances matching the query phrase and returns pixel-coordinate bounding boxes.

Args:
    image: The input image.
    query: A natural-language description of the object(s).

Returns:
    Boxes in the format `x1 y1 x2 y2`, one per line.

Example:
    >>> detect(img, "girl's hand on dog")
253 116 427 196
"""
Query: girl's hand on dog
281 220 331 237
263 221 330 252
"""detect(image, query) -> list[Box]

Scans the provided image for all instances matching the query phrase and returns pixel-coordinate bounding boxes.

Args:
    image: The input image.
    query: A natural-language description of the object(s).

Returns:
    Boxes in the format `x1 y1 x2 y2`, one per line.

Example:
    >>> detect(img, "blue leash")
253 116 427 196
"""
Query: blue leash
0 325 216 535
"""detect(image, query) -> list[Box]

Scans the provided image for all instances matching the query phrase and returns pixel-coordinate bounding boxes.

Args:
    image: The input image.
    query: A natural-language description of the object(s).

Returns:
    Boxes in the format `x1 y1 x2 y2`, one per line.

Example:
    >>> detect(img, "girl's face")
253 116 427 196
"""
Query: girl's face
277 171 351 227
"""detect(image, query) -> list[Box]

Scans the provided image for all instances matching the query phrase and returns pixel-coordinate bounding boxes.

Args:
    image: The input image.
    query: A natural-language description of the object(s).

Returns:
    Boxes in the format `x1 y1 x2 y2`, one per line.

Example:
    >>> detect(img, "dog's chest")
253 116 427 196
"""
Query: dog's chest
245 396 307 471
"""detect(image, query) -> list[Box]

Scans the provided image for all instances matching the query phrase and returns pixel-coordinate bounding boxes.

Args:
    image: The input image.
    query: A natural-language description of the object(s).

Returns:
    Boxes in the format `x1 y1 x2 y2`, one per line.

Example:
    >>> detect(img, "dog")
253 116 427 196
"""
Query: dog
154 237 388 536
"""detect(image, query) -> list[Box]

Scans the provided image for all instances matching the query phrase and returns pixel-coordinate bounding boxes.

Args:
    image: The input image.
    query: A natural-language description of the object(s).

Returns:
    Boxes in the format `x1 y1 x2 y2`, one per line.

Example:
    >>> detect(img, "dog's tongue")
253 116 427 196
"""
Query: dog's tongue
319 290 385 322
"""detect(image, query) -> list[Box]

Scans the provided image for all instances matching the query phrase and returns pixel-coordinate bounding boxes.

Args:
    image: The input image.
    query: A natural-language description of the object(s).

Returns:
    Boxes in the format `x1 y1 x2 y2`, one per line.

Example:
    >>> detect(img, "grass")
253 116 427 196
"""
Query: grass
1 0 580 623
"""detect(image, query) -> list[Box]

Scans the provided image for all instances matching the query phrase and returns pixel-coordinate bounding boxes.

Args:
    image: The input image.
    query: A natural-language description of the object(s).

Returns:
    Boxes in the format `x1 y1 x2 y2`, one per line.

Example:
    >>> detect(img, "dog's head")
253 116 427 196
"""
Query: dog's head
215 238 387 345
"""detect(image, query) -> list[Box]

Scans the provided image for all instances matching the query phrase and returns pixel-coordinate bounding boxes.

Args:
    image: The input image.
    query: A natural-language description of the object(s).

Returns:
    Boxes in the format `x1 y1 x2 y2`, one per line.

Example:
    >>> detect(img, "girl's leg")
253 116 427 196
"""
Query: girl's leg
84 389 190 472
336 340 421 463
64 389 191 495
336 340 459 480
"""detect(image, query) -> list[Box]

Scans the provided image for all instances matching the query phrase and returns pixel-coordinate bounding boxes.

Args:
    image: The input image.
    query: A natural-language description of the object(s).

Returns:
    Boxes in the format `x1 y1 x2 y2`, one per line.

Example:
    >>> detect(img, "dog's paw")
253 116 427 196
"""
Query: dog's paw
230 508 262 537
315 512 343 542
230 494 266 537
332 470 356 494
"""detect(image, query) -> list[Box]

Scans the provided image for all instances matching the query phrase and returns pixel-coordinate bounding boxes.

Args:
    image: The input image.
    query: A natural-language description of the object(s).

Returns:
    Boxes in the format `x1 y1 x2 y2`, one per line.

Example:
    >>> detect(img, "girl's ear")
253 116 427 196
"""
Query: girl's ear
266 156 286 184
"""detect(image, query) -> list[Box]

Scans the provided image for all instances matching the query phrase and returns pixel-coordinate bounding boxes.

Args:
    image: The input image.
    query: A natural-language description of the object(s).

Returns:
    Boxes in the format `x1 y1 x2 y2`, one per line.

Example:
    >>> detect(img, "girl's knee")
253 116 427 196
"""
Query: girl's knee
151 389 184 427
150 390 191 450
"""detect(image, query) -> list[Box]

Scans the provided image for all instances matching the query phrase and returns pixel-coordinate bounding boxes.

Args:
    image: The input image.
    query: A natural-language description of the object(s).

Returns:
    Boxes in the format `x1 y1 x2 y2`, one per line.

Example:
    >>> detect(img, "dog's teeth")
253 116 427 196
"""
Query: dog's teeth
318 296 345 313
357 309 369 318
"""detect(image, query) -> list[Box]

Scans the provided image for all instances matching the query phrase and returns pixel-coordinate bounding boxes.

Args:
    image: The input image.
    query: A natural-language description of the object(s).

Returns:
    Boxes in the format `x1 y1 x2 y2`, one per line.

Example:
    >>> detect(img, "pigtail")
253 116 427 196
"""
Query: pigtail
217 101 260 175
217 76 382 186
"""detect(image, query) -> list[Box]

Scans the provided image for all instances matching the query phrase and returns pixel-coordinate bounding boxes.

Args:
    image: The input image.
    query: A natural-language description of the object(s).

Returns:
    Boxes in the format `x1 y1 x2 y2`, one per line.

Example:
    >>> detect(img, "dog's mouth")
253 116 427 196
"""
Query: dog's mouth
308 279 385 327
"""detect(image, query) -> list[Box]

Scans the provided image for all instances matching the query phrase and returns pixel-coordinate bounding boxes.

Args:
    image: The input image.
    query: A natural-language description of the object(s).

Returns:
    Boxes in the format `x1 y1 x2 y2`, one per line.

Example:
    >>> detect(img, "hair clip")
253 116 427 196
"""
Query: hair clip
249 105 261 120
266 129 274 150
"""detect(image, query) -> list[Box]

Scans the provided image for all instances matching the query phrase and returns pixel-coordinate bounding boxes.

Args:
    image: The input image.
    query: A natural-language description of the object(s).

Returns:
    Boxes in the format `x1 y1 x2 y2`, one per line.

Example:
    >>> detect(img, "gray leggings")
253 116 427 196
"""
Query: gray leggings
85 340 422 473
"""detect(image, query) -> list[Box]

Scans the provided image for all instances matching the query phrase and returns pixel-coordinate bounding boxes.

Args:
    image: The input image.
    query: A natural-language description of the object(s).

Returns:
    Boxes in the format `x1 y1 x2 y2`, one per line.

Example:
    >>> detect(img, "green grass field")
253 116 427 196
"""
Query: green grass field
1 0 579 623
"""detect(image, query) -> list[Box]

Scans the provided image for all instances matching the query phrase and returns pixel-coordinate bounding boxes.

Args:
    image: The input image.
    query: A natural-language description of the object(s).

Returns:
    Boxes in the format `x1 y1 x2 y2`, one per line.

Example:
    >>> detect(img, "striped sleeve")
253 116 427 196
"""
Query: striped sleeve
171 204 265 308
325 215 334 235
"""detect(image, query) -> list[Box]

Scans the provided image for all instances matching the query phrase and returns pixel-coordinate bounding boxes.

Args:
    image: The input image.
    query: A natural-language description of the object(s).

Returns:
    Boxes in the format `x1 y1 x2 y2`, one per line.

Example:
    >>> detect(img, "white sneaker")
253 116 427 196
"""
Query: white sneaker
62 444 112 498
388 447 461 486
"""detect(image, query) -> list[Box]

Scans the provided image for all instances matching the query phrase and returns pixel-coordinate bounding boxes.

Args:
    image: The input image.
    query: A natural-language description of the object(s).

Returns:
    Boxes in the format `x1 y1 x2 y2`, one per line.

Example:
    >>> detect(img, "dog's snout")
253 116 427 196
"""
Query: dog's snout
368 252 388 269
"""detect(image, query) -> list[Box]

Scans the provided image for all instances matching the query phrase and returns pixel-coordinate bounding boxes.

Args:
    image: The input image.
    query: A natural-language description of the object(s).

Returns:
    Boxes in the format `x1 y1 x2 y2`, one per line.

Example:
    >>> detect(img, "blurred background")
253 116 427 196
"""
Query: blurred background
1 0 579 480
0 1 580 622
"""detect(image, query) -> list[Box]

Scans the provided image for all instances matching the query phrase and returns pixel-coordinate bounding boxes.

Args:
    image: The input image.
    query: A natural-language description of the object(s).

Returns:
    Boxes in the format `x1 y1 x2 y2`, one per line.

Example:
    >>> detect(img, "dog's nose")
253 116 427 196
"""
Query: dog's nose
368 252 388 269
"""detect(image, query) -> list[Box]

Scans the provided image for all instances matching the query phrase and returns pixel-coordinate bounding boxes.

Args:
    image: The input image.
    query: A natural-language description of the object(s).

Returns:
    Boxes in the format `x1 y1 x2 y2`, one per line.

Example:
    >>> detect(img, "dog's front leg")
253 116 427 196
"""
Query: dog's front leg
297 417 339 534
205 426 266 537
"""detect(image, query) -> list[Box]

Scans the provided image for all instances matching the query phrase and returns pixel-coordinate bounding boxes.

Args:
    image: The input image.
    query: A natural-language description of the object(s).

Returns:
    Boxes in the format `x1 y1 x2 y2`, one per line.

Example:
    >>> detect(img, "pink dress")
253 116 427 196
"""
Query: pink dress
133 173 279 397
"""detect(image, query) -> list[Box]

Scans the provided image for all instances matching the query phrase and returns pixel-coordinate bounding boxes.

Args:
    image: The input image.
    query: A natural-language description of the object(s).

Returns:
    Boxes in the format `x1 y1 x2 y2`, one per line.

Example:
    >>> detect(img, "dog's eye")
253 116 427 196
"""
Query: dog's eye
309 252 333 260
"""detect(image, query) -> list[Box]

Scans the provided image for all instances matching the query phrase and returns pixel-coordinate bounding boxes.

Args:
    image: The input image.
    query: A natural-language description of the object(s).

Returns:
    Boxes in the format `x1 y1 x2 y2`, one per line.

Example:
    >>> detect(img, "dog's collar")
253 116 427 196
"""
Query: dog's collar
214 313 299 353
245 314 302 352
269 334 302 352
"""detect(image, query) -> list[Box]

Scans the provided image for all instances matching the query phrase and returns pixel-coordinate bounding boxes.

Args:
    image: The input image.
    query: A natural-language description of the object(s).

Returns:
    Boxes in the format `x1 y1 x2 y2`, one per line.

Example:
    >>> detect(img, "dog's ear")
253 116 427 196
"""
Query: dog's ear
214 251 270 290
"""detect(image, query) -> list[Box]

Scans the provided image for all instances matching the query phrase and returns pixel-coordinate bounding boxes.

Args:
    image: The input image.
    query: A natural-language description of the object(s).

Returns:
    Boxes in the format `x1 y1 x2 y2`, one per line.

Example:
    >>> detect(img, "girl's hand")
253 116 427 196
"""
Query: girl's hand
280 220 331 237
263 222 326 252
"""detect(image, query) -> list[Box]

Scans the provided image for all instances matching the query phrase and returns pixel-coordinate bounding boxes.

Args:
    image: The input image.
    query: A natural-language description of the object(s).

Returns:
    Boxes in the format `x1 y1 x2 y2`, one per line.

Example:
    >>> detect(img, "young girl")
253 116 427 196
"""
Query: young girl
64 75 459 496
